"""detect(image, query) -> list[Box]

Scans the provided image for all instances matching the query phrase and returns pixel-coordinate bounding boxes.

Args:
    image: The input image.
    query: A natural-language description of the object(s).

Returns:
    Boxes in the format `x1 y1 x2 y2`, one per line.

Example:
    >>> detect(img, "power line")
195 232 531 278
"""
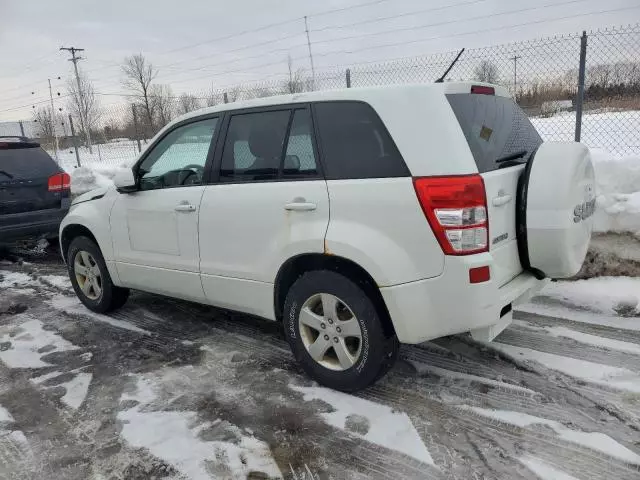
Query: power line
311 5 640 59
88 0 595 90
61 46 93 151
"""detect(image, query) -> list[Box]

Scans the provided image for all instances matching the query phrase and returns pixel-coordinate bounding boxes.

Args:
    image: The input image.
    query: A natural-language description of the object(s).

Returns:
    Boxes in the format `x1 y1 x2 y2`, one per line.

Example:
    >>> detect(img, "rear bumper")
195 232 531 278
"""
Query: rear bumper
380 254 548 344
0 208 68 244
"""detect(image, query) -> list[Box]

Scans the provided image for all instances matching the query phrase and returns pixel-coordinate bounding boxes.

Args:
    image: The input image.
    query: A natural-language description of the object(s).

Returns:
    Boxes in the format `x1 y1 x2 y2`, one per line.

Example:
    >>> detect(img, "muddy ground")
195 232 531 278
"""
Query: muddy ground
0 246 639 480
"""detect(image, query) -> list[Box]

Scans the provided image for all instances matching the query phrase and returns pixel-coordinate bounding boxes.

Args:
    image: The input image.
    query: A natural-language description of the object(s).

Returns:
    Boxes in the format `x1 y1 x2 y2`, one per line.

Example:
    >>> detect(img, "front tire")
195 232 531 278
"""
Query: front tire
283 270 399 392
67 236 129 313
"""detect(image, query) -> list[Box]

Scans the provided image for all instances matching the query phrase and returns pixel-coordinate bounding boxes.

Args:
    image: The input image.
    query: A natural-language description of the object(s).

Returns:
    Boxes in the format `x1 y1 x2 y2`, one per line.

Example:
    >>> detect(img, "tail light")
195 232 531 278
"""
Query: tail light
48 173 71 192
413 175 488 255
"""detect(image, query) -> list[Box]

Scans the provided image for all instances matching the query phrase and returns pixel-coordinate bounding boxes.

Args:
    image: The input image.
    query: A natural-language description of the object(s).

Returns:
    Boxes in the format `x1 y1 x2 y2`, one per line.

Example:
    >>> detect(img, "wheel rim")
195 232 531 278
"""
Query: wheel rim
74 251 102 301
298 293 363 371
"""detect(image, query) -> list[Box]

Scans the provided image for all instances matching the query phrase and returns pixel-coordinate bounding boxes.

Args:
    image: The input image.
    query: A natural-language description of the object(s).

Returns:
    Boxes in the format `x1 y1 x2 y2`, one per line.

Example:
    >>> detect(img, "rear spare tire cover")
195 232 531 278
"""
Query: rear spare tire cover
519 142 595 279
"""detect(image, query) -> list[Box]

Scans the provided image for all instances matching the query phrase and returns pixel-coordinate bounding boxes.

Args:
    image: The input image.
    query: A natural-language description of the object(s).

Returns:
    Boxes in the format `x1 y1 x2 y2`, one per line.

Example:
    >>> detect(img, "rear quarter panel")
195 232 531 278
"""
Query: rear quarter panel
325 178 444 286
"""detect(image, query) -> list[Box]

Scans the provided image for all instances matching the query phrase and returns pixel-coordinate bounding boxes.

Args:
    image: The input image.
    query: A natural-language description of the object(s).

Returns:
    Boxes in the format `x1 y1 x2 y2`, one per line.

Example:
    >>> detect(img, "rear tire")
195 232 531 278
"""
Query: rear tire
283 270 399 392
67 236 129 313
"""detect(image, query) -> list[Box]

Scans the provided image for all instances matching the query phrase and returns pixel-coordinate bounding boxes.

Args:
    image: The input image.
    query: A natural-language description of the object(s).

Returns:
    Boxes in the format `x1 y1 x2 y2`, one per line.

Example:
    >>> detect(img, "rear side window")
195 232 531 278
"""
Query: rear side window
0 146 59 179
220 110 291 182
446 94 542 173
313 101 409 179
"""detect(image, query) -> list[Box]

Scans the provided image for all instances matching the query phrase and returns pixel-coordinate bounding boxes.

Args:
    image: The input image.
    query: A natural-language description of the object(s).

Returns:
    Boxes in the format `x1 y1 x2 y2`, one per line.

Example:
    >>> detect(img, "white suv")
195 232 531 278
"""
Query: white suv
60 83 595 391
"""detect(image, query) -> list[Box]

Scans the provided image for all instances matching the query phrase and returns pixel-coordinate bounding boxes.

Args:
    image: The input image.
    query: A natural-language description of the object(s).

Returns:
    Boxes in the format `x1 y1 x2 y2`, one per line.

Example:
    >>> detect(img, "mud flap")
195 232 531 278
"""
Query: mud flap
470 310 512 342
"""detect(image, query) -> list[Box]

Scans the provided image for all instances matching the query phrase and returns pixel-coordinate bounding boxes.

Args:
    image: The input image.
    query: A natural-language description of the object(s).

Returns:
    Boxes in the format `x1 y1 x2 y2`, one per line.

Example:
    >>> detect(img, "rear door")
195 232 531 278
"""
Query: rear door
0 142 68 224
446 92 543 286
198 106 330 318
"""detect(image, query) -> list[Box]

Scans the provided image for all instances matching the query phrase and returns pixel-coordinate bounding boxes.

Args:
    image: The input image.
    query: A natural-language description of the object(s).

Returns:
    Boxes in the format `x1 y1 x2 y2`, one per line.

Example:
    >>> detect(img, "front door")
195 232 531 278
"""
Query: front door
199 107 330 318
110 117 219 302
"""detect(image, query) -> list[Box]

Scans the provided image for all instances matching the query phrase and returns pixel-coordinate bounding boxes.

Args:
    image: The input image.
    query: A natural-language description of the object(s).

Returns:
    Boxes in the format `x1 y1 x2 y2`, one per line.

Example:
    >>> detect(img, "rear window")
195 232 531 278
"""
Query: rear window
313 101 409 179
446 94 542 173
0 146 59 179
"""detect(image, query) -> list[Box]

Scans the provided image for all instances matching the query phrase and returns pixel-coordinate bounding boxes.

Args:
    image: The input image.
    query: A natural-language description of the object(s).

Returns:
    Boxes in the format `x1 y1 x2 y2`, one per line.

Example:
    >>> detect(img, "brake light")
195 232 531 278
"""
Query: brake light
48 173 71 192
471 85 495 95
413 175 488 255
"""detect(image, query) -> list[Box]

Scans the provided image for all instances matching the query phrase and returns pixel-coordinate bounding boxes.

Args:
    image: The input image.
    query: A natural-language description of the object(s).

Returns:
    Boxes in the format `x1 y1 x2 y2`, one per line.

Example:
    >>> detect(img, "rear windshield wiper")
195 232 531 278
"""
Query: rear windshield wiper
495 150 528 164
0 170 14 179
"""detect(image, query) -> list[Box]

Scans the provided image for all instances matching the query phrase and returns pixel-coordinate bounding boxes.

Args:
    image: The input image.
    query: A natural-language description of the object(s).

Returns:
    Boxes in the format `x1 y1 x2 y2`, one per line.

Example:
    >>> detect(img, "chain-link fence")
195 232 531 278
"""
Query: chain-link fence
4 24 639 171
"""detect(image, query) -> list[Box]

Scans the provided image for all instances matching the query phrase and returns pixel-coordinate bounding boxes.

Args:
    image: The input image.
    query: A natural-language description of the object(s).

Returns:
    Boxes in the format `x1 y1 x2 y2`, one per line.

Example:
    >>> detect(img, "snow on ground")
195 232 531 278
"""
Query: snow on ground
516 320 640 355
290 384 435 465
590 149 640 237
0 316 79 368
118 375 283 480
407 361 538 395
0 405 13 423
40 274 72 290
49 294 152 335
519 455 581 480
536 277 640 316
461 406 640 464
531 109 640 158
0 271 36 289
491 342 640 393
59 372 93 410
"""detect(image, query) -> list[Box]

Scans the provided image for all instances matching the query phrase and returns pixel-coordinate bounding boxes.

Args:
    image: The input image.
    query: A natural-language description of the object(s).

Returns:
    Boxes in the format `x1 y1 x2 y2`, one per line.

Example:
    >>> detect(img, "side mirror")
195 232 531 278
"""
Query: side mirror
113 168 137 193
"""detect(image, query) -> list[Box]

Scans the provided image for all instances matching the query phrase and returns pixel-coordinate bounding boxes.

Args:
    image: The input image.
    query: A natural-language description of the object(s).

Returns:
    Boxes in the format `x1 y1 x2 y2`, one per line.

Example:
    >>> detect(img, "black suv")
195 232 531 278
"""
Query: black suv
0 137 70 246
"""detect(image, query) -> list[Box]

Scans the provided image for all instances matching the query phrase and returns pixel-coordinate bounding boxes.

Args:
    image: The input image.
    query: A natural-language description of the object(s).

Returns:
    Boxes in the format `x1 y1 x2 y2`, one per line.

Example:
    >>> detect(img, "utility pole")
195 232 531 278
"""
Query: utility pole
304 16 316 90
511 55 521 98
60 46 92 154
48 78 59 161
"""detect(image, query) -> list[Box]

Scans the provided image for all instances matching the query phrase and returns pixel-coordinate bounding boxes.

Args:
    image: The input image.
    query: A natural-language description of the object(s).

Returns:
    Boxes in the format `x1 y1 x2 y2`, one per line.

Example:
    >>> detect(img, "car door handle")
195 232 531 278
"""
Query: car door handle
175 203 197 212
284 202 317 211
492 194 512 207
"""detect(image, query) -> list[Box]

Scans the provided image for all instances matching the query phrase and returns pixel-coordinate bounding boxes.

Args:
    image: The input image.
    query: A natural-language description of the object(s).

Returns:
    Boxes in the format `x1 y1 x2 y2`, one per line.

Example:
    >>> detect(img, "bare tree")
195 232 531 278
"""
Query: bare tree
67 69 100 153
177 93 201 115
150 84 175 129
283 55 305 94
474 60 499 84
245 86 274 99
225 86 242 103
205 85 221 107
122 54 158 132
588 64 612 88
33 107 55 141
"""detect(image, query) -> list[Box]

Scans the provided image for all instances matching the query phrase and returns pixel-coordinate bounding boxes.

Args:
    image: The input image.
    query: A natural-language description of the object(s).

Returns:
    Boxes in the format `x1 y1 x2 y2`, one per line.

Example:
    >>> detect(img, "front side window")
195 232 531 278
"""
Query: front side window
138 117 218 190
220 110 291 182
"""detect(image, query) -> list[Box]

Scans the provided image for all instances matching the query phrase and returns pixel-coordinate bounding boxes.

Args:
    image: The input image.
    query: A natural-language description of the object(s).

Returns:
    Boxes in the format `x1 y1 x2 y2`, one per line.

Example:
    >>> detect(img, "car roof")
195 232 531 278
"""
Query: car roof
171 81 511 127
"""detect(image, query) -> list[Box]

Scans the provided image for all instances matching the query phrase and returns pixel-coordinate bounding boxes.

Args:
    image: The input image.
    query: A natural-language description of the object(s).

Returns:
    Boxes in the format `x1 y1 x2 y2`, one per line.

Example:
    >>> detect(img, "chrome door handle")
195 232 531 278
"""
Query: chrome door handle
492 194 512 207
175 203 197 212
284 202 317 211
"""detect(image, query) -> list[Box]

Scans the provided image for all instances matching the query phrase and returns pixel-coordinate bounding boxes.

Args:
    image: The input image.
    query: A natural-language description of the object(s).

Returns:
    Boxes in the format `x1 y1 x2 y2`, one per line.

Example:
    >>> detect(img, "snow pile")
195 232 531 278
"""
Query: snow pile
69 164 128 195
591 149 640 237
541 276 640 316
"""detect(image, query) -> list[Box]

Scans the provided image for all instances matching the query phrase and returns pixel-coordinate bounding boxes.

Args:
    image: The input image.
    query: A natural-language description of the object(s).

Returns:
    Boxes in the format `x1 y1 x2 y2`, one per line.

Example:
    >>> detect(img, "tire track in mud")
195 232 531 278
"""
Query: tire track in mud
514 309 640 345
496 324 640 371
112 298 640 479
